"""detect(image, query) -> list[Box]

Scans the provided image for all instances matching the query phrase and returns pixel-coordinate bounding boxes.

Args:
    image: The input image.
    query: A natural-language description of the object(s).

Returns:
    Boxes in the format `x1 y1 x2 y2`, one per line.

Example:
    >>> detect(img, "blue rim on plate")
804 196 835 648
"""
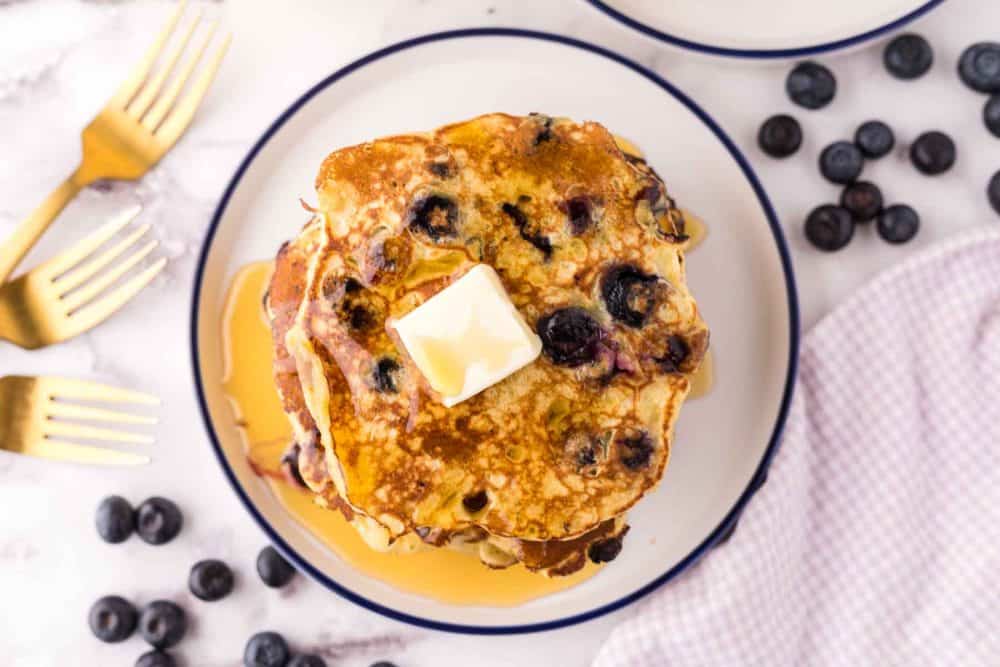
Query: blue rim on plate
190 27 801 635
586 0 946 59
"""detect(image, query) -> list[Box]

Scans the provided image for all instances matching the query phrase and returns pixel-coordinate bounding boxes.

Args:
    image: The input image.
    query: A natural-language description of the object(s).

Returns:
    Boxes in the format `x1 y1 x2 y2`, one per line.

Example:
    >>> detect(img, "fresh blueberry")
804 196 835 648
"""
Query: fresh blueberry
840 182 884 223
984 95 1000 138
537 307 604 367
854 120 895 159
288 656 327 667
910 131 956 175
877 205 920 244
96 495 134 544
135 497 183 545
988 170 1000 215
959 42 1000 93
786 62 837 110
244 631 291 667
136 651 176 667
257 546 296 588
805 205 854 251
757 114 803 158
601 264 660 328
883 33 934 79
89 595 138 643
369 663 399 667
189 559 235 602
819 141 864 184
139 600 187 650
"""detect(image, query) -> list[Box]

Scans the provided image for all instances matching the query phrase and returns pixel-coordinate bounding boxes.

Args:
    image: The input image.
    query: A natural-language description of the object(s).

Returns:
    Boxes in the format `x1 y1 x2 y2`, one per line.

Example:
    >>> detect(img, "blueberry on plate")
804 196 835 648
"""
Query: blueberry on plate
805 205 854 251
139 600 187 650
988 170 1000 215
854 120 895 159
189 559 235 602
910 131 956 175
369 663 399 667
883 33 934 79
877 205 920 244
959 42 1000 93
289 656 327 667
758 114 803 158
257 546 296 588
819 141 864 184
136 650 176 667
244 631 290 667
840 182 884 223
89 595 138 643
135 497 183 545
984 96 1000 138
786 62 837 110
96 495 134 544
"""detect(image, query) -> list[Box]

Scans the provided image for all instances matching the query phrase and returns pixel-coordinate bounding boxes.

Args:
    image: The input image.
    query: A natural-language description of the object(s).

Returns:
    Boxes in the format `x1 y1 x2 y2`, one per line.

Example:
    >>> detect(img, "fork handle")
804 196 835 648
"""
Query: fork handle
0 168 88 283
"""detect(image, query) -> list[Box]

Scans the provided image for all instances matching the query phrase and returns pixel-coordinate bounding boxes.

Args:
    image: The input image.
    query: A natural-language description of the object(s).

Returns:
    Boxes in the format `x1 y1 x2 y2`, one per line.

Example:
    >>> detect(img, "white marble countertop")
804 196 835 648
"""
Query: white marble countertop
1 1 997 666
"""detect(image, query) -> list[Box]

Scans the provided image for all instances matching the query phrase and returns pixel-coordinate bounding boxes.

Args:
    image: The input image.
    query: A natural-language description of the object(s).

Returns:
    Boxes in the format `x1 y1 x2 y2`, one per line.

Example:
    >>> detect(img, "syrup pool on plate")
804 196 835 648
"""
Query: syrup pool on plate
220 262 600 606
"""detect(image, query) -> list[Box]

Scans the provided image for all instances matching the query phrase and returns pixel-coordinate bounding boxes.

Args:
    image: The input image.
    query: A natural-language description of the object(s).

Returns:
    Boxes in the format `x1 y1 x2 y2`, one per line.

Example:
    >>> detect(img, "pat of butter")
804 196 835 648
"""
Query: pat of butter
393 264 542 407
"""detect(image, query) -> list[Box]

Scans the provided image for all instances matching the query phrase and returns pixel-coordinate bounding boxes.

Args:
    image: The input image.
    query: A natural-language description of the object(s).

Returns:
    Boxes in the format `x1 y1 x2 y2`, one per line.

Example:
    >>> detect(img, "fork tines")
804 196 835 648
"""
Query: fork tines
2 376 159 466
113 0 232 140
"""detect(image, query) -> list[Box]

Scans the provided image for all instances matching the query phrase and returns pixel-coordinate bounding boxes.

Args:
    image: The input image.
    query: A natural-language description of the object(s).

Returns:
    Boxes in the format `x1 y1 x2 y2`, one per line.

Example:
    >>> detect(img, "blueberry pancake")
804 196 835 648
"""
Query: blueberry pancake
268 216 629 576
269 113 708 574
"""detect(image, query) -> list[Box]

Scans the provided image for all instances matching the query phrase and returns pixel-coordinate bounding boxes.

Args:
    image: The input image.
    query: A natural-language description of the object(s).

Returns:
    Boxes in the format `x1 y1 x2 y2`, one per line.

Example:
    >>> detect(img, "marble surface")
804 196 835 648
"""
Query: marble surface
1 1 997 666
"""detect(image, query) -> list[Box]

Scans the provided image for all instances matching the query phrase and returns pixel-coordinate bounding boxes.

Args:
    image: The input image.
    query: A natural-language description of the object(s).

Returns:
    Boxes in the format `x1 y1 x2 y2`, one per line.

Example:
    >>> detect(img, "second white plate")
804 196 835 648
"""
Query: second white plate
588 0 944 58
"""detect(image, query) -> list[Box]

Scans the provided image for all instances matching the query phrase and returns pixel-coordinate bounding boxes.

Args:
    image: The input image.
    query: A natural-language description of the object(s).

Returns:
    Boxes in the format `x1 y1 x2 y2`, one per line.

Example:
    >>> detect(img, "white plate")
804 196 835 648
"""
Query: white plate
587 0 944 58
191 29 799 633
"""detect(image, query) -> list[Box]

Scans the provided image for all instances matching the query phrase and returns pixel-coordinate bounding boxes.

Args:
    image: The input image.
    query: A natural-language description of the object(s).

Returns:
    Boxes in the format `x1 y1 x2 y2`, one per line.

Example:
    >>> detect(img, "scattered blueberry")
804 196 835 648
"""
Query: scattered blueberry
89 596 138 643
136 651 176 667
854 120 895 159
96 495 134 544
139 600 187 650
984 95 1000 138
257 546 296 588
289 656 327 667
819 141 864 184
189 559 235 602
244 631 291 667
537 307 604 367
786 62 837 110
840 182 884 223
958 42 1000 93
805 205 854 251
988 170 1000 215
877 205 920 244
369 663 399 667
883 33 934 79
135 497 183 545
758 114 803 158
910 131 956 175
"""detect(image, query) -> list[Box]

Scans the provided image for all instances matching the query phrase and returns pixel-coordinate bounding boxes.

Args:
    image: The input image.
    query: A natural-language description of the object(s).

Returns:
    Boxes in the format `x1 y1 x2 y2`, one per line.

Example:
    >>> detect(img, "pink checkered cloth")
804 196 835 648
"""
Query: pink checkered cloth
594 228 1000 667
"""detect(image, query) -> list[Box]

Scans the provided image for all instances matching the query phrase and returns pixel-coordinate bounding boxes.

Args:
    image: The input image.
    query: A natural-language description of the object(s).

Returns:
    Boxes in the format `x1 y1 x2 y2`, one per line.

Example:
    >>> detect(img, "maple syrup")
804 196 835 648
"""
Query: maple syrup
220 262 600 605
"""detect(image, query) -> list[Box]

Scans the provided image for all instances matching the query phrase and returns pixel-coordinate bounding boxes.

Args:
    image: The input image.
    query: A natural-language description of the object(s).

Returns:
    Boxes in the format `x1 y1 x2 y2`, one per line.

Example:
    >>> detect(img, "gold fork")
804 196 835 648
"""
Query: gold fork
0 0 230 282
0 376 158 466
0 206 166 350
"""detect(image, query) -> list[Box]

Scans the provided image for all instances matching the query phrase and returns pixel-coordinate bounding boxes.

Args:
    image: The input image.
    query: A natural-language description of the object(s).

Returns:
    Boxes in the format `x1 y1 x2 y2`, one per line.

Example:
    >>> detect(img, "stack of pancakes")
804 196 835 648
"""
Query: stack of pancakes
266 113 708 577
